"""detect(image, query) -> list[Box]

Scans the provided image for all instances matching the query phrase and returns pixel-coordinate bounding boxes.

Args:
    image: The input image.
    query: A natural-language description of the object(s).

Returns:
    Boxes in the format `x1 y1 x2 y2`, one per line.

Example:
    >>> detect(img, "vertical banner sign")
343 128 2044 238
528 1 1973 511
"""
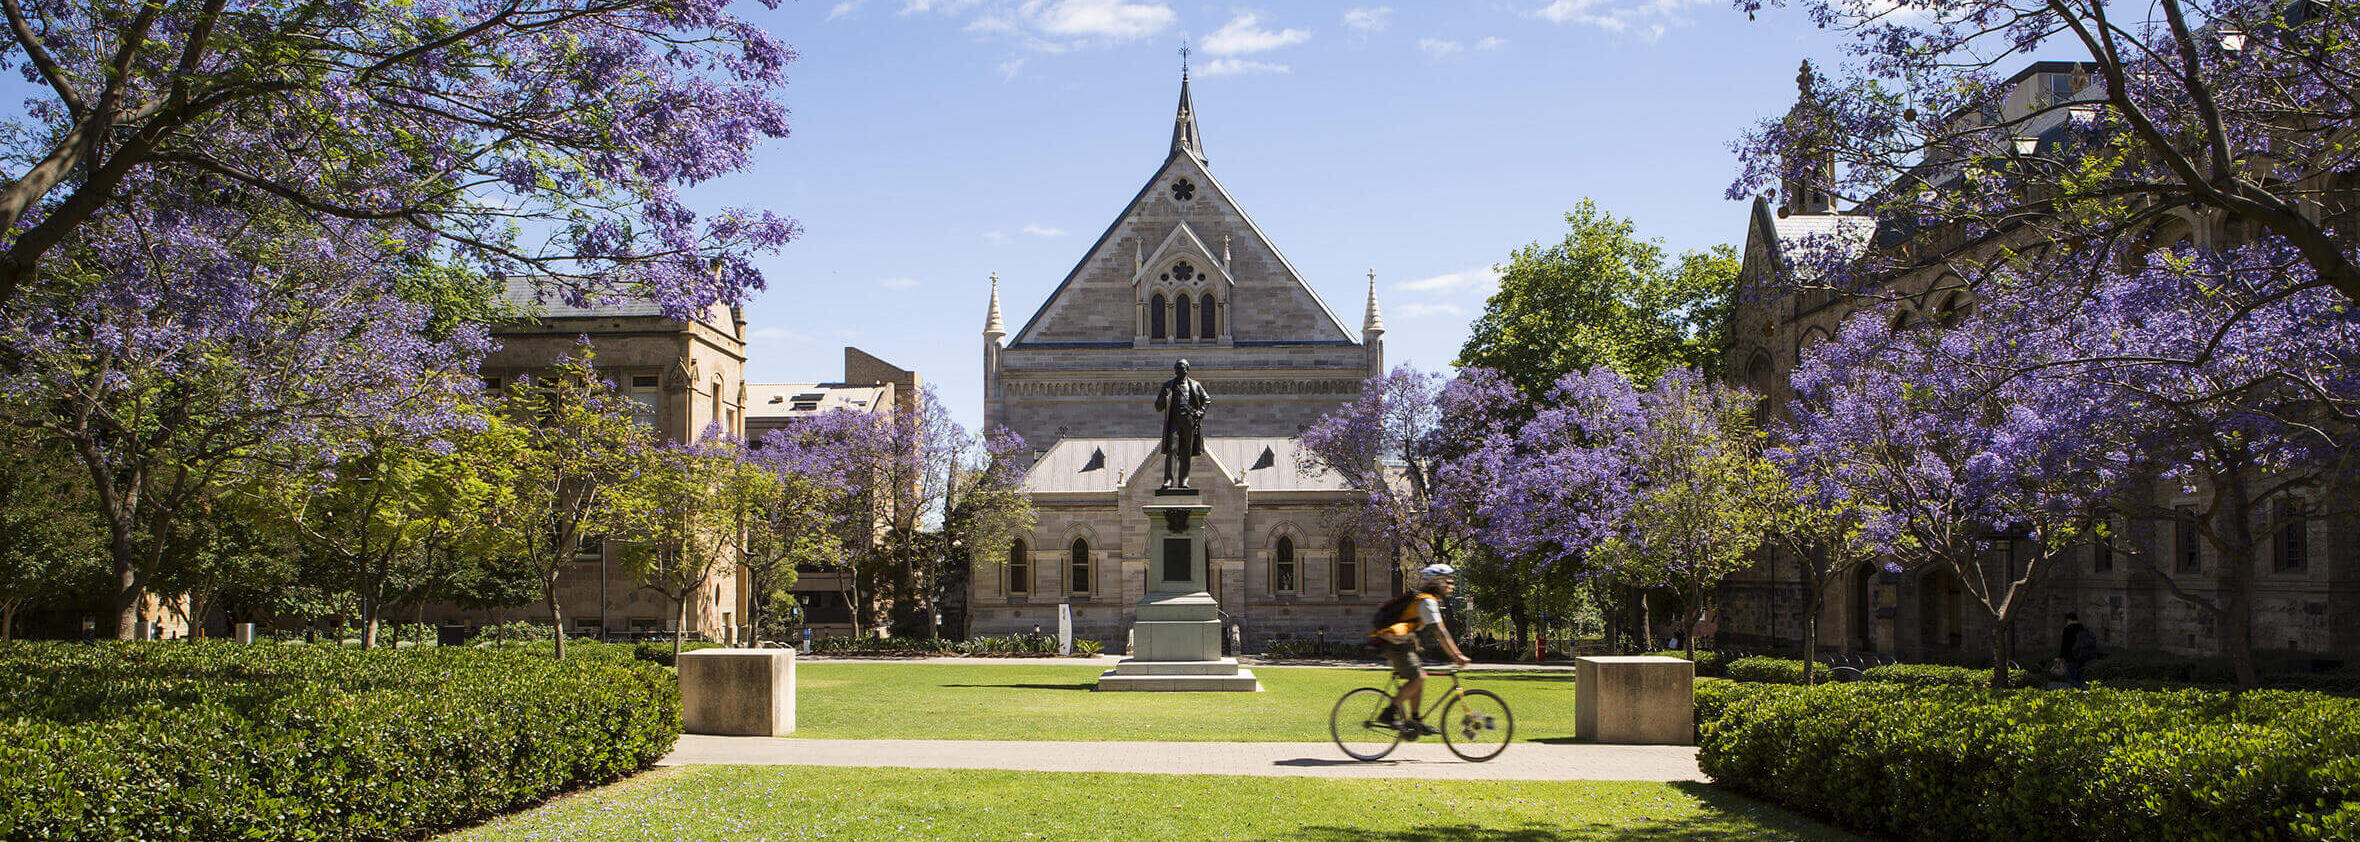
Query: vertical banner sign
1058 603 1074 656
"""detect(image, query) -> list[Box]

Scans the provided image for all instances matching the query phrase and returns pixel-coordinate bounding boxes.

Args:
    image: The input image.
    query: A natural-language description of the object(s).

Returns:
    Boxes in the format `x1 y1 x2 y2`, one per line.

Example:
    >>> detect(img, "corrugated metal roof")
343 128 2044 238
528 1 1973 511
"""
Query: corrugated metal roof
1023 436 1352 494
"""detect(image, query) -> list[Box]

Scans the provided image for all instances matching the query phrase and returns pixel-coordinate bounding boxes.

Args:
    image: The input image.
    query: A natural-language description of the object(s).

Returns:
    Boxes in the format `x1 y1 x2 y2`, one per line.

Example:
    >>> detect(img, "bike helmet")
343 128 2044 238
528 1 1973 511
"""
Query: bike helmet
1417 563 1457 580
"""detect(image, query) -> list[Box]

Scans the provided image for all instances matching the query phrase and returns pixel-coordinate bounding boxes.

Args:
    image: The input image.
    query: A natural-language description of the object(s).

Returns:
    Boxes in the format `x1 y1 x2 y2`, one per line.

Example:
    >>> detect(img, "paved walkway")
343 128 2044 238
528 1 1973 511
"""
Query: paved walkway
661 736 1701 782
803 654 1584 672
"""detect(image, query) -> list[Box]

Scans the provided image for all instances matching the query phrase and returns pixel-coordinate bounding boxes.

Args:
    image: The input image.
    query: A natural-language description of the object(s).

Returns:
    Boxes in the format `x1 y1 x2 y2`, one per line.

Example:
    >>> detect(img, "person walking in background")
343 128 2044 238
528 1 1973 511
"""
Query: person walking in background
2057 612 2098 689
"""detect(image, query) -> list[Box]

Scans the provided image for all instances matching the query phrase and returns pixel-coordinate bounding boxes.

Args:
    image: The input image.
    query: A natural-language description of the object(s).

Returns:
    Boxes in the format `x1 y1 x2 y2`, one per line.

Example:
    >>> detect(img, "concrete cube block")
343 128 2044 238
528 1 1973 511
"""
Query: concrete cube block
1575 656 1695 745
678 648 796 736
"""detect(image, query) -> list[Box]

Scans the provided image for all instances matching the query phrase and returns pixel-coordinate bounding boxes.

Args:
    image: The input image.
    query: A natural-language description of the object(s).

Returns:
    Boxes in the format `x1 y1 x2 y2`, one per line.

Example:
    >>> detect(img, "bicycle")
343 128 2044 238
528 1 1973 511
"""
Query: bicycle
1329 667 1514 762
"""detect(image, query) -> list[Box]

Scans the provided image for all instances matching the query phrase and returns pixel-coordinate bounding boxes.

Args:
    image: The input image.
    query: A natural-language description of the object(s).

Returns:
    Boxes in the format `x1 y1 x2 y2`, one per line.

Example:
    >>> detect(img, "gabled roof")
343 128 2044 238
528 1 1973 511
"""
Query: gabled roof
1745 197 1879 280
1007 78 1355 346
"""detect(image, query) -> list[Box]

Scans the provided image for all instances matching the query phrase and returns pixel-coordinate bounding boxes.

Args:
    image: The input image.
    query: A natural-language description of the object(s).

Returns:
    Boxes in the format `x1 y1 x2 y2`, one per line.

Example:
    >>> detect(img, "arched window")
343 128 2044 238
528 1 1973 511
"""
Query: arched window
1070 537 1092 594
1149 293 1167 340
1936 294 1966 327
1274 536 1297 593
1335 537 1358 595
1175 294 1193 340
1008 539 1030 596
710 378 724 434
1199 293 1217 338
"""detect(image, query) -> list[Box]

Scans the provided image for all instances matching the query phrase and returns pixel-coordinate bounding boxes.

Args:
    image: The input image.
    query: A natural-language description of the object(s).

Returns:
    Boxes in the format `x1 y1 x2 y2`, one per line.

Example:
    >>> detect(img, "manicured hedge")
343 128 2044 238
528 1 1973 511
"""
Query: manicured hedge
808 634 1102 657
1696 681 2360 841
0 640 678 841
1718 655 2037 688
1643 650 1729 677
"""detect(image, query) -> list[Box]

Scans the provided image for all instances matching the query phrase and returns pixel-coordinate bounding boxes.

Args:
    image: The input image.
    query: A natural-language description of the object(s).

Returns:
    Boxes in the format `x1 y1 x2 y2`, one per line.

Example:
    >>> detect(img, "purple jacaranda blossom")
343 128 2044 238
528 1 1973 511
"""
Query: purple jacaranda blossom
0 0 799 317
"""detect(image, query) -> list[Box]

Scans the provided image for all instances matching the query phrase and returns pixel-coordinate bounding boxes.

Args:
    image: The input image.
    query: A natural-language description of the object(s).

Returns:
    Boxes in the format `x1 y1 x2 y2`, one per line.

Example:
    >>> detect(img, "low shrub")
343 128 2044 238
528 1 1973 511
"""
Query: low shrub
1696 681 2360 842
633 640 723 667
1724 656 1809 684
1262 639 1373 660
807 634 1100 657
0 640 678 841
1644 650 1729 678
1860 661 2036 688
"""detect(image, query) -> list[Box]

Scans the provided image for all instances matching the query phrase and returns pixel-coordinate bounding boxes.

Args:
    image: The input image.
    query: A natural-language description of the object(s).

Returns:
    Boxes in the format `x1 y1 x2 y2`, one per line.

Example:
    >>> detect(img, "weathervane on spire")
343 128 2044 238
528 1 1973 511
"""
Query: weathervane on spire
1180 39 1190 80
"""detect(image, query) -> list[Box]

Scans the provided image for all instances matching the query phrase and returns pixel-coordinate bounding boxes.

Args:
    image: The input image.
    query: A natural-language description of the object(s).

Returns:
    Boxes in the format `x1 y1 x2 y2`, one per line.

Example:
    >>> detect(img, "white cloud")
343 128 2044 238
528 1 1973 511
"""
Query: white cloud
1395 302 1468 318
1534 0 1705 41
1199 58 1289 76
1202 13 1310 55
828 0 865 20
880 277 921 290
998 57 1028 80
1418 37 1463 58
1020 223 1066 237
902 0 982 13
1343 6 1391 34
1023 0 1175 40
1476 36 1507 50
1396 264 1502 294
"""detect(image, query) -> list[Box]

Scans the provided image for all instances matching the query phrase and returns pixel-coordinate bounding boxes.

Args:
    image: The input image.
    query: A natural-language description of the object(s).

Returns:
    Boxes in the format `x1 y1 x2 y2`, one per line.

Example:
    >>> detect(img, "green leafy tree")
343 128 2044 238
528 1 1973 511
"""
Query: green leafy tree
254 404 522 648
618 438 746 658
1457 200 1740 399
0 429 107 639
496 346 655 658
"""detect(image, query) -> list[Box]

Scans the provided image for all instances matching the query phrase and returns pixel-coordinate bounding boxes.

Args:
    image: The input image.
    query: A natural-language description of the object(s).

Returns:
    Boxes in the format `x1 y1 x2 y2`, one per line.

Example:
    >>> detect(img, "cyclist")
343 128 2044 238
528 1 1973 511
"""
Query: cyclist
1369 563 1472 736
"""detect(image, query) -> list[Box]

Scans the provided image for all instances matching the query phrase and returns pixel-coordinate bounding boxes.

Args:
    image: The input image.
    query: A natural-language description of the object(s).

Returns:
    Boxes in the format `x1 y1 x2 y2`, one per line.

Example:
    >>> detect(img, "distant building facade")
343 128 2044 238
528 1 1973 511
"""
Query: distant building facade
417 285 753 641
970 75 1402 650
745 347 917 638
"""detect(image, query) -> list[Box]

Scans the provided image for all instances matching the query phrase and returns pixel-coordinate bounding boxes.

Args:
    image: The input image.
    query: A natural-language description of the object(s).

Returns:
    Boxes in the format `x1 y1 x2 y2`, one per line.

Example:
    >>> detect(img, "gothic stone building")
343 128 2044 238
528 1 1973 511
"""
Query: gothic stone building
967 76 1402 650
1718 61 2359 664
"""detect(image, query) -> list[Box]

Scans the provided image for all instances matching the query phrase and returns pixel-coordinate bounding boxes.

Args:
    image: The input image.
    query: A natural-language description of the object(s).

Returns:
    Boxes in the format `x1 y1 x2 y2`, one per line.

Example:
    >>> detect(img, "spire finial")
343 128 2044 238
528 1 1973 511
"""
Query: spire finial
984 272 1006 337
1363 269 1385 334
1180 39 1190 80
1171 58 1204 161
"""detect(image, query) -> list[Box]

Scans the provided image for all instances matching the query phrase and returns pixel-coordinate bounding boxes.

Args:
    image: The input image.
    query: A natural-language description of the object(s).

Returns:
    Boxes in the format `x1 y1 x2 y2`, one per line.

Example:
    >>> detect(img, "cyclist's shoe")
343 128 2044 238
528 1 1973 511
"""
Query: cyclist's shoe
1411 720 1441 737
1395 723 1422 740
1375 706 1399 726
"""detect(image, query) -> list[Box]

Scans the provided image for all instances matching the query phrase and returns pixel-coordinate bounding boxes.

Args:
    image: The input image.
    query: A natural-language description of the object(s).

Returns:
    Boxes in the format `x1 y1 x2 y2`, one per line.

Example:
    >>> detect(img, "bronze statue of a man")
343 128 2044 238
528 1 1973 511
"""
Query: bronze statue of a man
1155 359 1211 489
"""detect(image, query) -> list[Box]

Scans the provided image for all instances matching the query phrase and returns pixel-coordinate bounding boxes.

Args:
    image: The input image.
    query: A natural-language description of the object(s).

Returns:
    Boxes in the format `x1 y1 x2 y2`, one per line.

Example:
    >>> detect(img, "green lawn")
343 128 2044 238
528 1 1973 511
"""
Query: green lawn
444 766 1867 841
794 663 1581 742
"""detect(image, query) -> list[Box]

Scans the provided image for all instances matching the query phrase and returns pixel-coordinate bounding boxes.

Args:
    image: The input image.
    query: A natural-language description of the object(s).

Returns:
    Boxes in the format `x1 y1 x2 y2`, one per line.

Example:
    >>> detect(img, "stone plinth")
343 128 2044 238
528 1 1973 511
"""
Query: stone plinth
1100 501 1259 692
1575 656 1694 745
679 648 796 736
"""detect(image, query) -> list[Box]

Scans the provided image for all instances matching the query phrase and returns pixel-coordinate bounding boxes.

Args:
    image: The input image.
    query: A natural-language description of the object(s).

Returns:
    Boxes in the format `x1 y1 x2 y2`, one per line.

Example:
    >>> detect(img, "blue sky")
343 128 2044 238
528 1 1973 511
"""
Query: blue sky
721 1 1868 432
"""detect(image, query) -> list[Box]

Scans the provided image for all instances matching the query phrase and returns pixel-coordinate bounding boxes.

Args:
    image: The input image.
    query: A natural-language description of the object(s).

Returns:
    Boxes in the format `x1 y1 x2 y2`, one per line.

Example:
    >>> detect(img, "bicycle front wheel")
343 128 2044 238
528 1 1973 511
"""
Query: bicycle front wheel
1330 686 1403 761
1440 688 1514 762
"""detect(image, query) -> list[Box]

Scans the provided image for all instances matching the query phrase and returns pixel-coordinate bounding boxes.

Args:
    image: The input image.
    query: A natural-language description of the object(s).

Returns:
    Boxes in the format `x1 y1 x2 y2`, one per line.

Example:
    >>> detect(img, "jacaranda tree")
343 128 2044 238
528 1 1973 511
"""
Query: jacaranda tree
0 0 798 314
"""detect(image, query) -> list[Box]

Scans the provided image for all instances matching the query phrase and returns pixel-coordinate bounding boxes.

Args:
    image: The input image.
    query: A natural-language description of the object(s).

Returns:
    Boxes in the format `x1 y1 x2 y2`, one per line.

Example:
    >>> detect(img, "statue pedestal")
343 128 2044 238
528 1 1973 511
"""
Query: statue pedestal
1098 496 1259 692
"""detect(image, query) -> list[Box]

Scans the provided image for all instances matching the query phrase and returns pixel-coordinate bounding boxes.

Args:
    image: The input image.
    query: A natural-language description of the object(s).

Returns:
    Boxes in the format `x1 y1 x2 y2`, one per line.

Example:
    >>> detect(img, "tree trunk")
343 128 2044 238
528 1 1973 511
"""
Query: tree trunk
673 594 687 660
360 591 381 650
544 577 567 660
1800 567 1826 686
2 599 16 641
114 559 141 640
1509 600 1529 660
1989 619 2014 690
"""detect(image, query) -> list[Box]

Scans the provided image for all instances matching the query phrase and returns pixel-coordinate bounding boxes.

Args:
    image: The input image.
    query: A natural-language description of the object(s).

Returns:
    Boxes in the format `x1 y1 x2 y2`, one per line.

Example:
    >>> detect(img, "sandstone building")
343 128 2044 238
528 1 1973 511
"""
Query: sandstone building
1717 60 2358 665
968 75 1400 649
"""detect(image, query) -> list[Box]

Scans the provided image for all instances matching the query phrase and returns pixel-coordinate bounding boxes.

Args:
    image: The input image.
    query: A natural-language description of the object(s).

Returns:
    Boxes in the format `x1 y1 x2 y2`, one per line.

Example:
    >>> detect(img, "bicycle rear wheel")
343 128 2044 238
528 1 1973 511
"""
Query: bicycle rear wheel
1440 688 1514 762
1330 687 1403 761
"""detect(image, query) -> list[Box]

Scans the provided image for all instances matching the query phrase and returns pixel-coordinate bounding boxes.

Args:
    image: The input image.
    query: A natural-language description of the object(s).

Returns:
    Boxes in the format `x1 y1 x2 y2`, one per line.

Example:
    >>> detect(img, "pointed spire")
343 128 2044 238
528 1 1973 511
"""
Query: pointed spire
1171 48 1205 162
984 273 1006 338
1362 269 1385 334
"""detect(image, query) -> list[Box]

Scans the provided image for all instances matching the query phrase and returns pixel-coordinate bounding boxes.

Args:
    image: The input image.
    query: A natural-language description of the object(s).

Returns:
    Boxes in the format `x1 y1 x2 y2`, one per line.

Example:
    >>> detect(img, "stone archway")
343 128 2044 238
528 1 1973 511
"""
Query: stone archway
1918 567 1965 657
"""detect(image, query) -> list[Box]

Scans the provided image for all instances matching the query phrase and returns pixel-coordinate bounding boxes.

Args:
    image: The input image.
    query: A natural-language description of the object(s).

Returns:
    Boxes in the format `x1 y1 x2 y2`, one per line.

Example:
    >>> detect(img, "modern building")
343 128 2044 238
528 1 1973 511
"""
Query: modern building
969 73 1400 650
744 347 918 638
1717 60 2358 663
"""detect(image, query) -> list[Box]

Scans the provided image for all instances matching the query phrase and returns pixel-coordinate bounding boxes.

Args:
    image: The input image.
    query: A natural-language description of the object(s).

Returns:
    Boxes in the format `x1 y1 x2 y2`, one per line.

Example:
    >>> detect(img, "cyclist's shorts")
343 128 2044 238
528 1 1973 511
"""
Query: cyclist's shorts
1381 639 1421 679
